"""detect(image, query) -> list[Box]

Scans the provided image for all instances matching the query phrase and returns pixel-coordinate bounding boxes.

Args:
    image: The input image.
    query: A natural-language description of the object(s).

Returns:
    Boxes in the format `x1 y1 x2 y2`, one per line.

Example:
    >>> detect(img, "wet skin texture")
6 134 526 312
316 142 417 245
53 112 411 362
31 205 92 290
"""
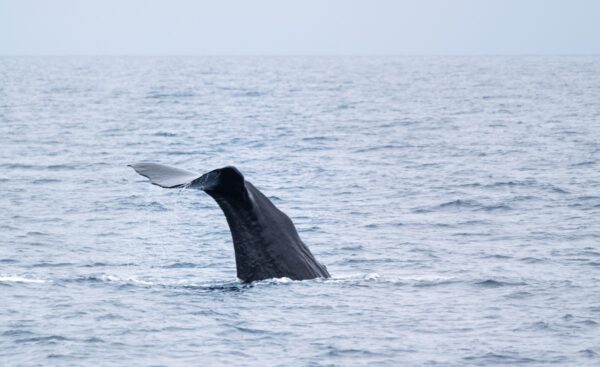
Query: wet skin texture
130 163 330 282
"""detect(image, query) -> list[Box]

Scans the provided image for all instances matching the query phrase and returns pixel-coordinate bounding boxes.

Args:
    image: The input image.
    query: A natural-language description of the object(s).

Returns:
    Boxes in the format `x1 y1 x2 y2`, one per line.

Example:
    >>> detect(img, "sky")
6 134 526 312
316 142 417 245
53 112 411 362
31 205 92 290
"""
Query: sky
1 0 599 55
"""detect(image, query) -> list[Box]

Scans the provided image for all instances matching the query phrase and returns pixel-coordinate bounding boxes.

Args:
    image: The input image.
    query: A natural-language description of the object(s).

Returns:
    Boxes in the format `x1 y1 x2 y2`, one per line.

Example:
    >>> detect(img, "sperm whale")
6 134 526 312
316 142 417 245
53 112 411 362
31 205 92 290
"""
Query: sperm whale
130 163 330 283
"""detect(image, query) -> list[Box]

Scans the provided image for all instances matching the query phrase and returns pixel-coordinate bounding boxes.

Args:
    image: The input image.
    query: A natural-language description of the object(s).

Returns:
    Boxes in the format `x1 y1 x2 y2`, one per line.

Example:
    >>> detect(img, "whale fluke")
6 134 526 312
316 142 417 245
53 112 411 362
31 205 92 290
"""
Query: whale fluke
129 163 200 188
130 163 330 283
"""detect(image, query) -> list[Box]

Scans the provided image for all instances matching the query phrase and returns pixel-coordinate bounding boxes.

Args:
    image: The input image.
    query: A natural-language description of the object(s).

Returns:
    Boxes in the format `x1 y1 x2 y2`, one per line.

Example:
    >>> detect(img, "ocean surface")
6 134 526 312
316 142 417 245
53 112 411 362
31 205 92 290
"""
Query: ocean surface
1 56 599 366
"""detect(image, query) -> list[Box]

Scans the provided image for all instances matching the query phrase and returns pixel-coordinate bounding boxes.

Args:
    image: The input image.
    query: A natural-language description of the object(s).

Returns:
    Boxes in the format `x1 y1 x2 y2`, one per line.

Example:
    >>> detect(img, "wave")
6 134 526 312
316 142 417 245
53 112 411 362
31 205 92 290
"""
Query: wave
67 274 154 286
145 91 195 99
463 352 537 364
162 262 199 269
0 270 530 294
413 199 512 213
15 335 70 344
457 179 569 194
0 275 47 284
32 178 62 184
475 279 527 288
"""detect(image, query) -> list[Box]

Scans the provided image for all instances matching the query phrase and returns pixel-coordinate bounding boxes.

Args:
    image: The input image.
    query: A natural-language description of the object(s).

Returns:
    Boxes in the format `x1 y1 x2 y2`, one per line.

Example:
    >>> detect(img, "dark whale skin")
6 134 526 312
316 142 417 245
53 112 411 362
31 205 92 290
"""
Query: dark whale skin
130 164 330 283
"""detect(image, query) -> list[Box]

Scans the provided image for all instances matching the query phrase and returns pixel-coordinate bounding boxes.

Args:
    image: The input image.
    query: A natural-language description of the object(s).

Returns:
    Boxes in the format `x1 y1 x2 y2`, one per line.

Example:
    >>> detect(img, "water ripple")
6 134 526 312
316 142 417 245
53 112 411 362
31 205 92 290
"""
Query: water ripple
2 55 599 366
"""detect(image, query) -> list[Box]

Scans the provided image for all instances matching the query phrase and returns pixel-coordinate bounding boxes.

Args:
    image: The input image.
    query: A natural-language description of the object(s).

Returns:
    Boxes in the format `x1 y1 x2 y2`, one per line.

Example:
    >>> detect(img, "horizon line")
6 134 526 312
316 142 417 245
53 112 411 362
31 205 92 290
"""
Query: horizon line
2 53 600 57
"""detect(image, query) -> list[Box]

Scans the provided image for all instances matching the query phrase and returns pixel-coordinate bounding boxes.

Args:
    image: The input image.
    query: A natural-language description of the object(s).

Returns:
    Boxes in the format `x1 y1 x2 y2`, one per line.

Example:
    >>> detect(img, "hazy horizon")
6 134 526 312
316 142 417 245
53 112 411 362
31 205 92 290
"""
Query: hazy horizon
2 0 600 56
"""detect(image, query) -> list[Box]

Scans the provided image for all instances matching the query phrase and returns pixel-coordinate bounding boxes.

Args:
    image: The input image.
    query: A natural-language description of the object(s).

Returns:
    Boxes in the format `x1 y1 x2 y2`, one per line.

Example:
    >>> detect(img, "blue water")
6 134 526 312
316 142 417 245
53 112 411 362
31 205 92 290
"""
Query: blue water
1 56 599 366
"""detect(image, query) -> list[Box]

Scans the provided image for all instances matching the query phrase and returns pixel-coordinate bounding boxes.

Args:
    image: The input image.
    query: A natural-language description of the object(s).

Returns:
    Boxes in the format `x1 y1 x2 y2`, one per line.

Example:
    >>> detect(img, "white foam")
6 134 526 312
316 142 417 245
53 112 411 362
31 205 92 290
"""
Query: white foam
364 272 380 281
0 275 47 284
100 274 154 286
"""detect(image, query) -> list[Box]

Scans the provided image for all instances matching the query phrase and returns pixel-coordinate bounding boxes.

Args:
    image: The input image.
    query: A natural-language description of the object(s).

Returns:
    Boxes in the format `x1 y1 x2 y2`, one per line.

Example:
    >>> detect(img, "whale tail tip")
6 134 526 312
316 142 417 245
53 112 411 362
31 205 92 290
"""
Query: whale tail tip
129 162 200 188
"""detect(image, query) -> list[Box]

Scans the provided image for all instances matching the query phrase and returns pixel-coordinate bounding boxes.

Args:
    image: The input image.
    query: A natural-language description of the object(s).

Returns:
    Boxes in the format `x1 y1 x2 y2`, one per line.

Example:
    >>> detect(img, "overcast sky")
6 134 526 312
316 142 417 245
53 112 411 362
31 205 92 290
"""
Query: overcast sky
1 0 599 55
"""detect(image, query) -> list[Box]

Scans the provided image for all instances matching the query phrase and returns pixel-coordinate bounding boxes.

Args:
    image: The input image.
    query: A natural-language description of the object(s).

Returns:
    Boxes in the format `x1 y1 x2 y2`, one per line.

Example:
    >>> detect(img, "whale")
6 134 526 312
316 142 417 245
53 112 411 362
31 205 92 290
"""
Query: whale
129 163 330 283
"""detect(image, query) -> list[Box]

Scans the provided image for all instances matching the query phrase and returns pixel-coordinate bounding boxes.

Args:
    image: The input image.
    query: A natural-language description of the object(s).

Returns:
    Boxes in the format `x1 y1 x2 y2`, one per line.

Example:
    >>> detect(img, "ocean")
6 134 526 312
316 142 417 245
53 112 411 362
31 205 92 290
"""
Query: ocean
1 56 599 366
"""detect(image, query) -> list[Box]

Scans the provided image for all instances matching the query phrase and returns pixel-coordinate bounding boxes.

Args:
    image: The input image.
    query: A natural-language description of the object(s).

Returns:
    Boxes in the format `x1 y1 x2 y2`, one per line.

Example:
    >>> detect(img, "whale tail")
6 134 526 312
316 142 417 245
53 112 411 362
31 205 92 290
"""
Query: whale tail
130 162 330 282
128 163 201 188
129 163 243 192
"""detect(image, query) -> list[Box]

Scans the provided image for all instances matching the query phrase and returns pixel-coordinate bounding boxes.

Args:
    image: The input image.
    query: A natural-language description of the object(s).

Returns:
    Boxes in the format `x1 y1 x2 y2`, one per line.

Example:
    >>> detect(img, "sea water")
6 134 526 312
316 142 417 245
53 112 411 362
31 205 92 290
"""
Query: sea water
1 56 599 366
